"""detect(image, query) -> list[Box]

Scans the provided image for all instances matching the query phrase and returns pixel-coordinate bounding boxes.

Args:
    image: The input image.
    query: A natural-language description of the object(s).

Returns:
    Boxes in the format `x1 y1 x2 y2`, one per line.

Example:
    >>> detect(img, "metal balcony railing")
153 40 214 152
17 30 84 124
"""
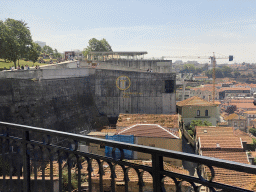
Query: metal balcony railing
0 121 255 192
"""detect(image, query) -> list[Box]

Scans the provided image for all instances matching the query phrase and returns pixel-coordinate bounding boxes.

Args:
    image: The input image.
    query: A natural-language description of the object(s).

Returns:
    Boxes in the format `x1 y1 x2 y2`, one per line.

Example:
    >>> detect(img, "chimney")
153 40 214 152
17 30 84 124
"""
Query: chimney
249 157 254 165
242 141 247 151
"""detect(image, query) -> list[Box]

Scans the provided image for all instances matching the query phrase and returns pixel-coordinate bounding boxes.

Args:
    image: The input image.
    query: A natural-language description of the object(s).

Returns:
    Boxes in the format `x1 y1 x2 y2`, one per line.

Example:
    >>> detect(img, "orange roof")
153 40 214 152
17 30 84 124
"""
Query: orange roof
190 86 218 92
202 151 249 164
218 87 251 91
176 96 217 107
243 110 256 114
196 126 243 149
116 124 180 138
229 99 253 103
194 76 208 79
230 102 256 110
199 135 243 149
224 113 245 121
88 160 189 185
116 114 179 128
201 151 256 190
198 126 256 190
196 126 234 137
233 129 256 144
213 101 221 105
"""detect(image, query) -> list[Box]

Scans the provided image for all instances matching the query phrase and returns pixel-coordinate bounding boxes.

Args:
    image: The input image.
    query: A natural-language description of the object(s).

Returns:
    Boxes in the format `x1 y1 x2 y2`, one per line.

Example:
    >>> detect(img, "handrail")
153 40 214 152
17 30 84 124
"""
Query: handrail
0 121 255 192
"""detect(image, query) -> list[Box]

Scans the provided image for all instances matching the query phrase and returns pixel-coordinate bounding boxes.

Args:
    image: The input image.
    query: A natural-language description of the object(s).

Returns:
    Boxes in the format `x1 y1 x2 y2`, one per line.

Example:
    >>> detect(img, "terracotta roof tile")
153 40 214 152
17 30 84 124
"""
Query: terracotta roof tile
116 114 179 128
196 127 243 149
219 87 251 91
233 129 256 144
224 113 245 121
199 136 243 149
89 160 189 185
229 102 256 110
243 110 256 114
176 96 217 107
117 124 180 139
201 151 256 190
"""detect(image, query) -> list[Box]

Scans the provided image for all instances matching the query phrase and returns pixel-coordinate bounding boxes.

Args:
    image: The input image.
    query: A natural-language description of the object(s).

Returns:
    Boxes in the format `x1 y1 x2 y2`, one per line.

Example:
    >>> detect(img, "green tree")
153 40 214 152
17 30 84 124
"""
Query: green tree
100 38 112 51
221 66 233 77
206 68 223 78
4 18 32 68
195 67 203 75
53 49 62 58
0 20 4 60
34 43 42 53
0 21 19 65
27 42 40 64
83 38 112 57
187 120 212 136
249 128 256 137
42 45 53 55
233 70 241 78
181 64 196 74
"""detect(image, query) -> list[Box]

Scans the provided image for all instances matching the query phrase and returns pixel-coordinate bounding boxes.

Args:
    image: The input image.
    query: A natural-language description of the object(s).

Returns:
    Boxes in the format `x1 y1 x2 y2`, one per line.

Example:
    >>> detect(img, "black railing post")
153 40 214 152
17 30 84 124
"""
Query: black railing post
152 153 164 192
23 130 31 192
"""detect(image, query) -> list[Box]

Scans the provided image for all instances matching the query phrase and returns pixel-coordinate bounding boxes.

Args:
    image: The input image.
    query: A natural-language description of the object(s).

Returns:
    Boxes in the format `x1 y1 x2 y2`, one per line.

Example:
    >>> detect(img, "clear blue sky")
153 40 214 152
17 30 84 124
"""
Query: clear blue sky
1 0 256 63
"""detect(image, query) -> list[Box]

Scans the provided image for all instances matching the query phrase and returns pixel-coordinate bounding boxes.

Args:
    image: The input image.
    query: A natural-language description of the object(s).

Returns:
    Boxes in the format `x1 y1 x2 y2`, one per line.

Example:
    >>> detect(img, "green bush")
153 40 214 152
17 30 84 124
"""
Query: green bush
250 128 256 137
62 169 78 191
186 120 212 137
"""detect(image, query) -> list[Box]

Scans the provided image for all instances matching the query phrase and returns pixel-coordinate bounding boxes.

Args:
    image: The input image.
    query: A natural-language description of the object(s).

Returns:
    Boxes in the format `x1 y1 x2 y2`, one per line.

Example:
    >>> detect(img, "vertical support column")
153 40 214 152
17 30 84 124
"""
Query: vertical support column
152 153 164 192
23 130 31 192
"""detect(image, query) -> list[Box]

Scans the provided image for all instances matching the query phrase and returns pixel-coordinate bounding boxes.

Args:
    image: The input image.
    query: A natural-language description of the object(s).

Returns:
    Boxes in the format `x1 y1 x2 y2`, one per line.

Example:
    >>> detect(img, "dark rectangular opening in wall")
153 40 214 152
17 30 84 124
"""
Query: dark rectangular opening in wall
164 80 175 93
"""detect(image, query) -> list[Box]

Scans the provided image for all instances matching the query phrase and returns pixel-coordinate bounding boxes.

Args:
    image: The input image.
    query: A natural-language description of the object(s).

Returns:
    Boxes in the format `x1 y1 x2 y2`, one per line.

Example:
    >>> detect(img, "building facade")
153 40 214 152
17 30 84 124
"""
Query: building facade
177 96 220 126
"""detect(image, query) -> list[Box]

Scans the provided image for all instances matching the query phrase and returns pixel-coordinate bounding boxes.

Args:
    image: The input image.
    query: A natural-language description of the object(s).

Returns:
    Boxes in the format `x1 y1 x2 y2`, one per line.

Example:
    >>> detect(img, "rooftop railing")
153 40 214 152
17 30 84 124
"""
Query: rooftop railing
0 121 255 192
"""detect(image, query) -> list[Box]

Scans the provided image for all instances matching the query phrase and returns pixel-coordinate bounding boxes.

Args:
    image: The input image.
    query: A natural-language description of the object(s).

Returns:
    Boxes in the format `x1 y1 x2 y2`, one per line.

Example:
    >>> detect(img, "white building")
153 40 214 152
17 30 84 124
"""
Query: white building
35 41 46 48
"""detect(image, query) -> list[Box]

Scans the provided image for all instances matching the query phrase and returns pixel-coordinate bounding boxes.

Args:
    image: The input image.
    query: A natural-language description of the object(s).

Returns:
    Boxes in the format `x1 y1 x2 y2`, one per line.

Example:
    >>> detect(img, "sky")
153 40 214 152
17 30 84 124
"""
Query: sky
1 0 256 63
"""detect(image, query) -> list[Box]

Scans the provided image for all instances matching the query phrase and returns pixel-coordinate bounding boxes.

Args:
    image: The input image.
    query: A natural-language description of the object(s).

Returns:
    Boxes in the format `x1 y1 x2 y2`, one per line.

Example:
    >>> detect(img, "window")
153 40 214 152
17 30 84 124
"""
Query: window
205 110 208 116
100 143 105 149
164 80 175 93
197 110 200 116
234 122 237 127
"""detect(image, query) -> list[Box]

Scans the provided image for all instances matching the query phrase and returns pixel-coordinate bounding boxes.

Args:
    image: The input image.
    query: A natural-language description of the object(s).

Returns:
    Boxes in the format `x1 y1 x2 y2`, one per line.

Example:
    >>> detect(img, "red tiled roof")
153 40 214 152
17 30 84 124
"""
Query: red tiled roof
199 135 242 149
196 126 234 137
116 114 179 128
88 160 189 185
176 96 217 107
196 127 243 149
243 110 256 114
233 129 256 144
229 99 253 103
117 124 180 139
224 113 245 120
202 151 249 164
201 151 256 190
194 76 208 79
231 102 256 110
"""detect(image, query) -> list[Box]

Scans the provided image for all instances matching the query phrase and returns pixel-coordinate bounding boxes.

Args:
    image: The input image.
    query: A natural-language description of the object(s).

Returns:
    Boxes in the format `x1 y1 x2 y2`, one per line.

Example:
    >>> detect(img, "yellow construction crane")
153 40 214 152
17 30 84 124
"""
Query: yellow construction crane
164 53 233 103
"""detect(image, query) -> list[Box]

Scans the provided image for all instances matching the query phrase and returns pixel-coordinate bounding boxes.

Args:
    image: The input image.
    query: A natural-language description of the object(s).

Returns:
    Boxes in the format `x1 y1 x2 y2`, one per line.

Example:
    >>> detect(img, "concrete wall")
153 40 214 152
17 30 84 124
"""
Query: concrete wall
92 69 176 117
86 59 172 73
0 66 176 131
135 137 182 166
0 78 108 132
0 68 94 80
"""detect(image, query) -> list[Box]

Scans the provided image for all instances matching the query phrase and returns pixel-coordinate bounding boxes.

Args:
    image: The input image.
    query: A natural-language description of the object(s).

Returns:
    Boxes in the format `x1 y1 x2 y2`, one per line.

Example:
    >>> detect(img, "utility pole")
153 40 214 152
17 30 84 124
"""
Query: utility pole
212 52 216 103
